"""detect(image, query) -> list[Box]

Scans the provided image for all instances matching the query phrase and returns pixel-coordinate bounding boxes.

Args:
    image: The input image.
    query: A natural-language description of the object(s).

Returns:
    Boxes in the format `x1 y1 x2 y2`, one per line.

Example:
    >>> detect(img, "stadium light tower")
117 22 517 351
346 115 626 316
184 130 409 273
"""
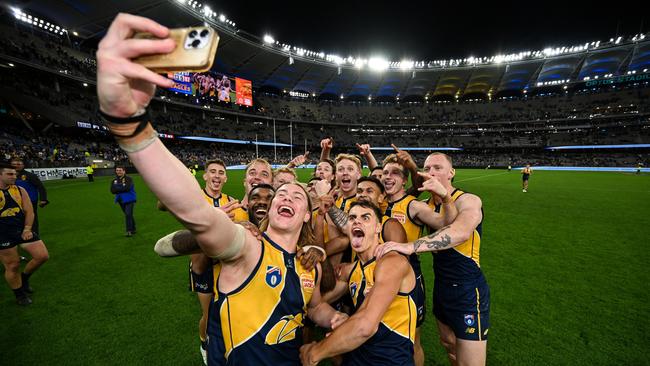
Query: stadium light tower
368 57 388 71
400 60 414 70
263 34 275 44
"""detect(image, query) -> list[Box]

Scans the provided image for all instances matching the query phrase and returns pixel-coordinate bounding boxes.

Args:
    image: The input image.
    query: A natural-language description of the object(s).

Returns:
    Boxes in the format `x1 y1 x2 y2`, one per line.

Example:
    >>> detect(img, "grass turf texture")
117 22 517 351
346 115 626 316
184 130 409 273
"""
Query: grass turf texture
1 169 649 365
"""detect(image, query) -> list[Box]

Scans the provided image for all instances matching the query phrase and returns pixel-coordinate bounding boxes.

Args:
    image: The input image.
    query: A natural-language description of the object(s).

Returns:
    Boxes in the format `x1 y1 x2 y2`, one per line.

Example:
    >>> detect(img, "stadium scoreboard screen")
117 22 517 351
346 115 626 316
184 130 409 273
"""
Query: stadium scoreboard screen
167 71 253 106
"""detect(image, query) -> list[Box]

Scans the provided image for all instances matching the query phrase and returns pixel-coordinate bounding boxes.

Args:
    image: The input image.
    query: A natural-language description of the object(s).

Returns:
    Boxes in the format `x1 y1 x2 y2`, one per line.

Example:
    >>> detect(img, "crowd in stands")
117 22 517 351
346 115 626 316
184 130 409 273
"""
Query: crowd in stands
1 21 649 170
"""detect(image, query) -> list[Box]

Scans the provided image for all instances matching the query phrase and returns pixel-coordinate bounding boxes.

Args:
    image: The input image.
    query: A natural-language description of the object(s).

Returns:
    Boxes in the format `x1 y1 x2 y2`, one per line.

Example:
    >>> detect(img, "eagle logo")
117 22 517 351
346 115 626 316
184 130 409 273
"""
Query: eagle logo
265 313 304 345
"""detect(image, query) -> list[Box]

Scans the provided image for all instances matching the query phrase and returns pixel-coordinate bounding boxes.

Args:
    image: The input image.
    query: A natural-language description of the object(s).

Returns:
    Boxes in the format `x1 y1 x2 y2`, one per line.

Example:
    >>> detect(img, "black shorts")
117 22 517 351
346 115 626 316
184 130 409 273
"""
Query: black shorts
188 260 213 294
522 174 530 181
414 273 426 328
433 279 490 341
0 227 41 250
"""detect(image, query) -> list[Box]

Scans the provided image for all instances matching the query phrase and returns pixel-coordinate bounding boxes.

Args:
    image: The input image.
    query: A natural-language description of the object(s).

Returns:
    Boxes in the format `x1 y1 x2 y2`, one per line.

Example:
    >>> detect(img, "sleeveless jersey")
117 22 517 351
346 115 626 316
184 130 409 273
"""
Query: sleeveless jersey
344 257 416 365
0 185 25 229
427 189 484 283
384 194 423 274
207 233 317 365
203 189 249 222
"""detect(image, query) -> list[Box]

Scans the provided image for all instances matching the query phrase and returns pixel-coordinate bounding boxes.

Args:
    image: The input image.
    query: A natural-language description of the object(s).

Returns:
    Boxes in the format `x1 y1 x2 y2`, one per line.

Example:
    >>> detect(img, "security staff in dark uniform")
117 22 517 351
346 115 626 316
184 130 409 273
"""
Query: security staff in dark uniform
110 166 136 236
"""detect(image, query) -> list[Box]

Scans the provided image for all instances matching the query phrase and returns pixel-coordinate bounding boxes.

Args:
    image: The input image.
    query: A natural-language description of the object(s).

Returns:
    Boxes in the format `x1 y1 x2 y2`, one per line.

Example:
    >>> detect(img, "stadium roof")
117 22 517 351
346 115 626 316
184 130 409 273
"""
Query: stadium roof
4 1 650 99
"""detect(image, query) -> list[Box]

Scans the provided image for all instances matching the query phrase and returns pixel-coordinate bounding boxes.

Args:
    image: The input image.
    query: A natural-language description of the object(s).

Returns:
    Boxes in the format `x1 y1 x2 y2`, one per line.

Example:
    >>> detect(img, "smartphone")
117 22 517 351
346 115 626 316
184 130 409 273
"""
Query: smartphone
133 27 219 73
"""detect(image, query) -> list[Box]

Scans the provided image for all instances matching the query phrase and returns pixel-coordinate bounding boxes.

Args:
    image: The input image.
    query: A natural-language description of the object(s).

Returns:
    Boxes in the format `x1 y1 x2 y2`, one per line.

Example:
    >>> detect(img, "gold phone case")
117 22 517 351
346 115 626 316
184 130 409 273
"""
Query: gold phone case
133 27 219 73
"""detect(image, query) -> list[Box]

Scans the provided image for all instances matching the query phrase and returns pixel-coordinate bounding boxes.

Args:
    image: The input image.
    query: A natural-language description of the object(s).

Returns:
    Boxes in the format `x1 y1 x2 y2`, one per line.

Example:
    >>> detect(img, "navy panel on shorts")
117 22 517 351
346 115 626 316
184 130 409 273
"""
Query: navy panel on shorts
414 273 426 327
188 260 214 294
433 279 490 341
0 227 40 250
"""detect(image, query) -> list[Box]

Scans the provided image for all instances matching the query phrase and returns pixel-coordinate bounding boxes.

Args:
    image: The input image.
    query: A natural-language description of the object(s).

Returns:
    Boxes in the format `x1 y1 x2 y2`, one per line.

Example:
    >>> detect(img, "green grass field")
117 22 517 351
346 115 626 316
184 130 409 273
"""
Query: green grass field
1 169 649 365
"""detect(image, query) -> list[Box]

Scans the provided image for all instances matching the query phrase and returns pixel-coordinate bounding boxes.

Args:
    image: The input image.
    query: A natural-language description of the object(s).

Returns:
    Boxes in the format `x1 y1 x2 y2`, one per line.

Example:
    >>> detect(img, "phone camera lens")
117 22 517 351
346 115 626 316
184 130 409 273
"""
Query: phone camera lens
200 29 209 38
191 39 201 48
189 30 198 38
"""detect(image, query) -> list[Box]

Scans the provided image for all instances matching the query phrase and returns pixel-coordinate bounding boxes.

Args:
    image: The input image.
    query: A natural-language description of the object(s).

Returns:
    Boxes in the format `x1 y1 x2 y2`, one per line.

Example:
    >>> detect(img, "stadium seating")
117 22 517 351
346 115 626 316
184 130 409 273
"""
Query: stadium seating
0 21 648 169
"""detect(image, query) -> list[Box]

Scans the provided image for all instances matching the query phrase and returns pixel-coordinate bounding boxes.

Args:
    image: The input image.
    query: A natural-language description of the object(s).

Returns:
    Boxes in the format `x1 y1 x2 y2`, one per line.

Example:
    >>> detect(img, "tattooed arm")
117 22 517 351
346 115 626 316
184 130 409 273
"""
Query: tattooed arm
375 193 483 258
327 205 350 233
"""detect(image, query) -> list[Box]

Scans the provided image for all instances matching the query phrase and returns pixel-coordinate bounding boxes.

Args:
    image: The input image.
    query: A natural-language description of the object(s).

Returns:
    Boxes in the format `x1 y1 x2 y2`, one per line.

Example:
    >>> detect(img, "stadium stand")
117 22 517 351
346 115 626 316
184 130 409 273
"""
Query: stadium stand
1 17 649 169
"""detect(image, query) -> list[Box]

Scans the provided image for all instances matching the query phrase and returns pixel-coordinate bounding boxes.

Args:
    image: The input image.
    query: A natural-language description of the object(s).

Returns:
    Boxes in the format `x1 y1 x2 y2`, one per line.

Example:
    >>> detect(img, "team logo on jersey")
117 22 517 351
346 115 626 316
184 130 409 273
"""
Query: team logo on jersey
265 313 303 345
392 213 406 224
266 266 282 288
21 175 26 181
349 282 358 298
464 314 475 326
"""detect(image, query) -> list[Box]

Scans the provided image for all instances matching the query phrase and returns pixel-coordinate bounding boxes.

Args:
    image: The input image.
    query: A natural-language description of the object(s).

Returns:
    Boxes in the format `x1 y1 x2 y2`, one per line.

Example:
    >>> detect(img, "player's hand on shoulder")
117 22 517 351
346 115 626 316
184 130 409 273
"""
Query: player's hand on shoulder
237 221 262 241
297 246 325 271
219 200 244 220
375 241 414 259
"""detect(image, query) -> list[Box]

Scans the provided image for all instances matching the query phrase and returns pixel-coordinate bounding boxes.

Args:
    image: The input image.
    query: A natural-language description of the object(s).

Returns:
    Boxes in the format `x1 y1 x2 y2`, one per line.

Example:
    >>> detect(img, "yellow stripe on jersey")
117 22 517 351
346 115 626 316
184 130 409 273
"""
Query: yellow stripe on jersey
203 190 249 222
385 195 422 243
335 195 357 213
0 185 23 217
379 215 390 244
475 287 483 341
427 189 482 267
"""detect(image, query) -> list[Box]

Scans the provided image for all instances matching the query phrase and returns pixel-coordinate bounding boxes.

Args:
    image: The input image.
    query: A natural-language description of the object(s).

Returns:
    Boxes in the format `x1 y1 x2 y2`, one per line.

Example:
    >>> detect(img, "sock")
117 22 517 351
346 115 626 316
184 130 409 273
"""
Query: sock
22 272 31 284
13 287 26 298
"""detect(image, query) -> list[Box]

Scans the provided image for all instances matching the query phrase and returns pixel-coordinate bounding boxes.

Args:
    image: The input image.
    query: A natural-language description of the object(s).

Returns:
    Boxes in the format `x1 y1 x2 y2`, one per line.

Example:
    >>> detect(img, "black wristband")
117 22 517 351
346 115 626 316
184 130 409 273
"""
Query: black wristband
98 108 151 138
98 108 149 123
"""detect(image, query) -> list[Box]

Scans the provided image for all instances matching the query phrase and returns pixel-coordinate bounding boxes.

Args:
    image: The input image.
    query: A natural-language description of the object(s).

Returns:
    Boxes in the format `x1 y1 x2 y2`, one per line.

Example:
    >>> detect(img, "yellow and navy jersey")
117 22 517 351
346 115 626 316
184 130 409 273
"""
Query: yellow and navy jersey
378 215 391 244
335 194 357 262
379 200 388 216
202 189 249 222
344 257 416 366
427 189 484 283
335 194 357 212
207 233 318 365
384 194 423 274
0 185 25 228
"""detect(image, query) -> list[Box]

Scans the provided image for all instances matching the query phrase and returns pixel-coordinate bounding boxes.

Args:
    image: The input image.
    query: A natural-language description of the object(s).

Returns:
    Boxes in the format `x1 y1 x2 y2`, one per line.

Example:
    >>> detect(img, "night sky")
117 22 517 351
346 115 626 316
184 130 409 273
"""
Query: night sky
212 0 648 61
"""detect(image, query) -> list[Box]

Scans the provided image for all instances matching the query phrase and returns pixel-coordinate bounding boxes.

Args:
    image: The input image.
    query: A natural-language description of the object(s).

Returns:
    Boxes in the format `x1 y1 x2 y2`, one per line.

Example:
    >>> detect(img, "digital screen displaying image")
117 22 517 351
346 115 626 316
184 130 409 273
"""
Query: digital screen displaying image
192 72 235 103
167 71 253 106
